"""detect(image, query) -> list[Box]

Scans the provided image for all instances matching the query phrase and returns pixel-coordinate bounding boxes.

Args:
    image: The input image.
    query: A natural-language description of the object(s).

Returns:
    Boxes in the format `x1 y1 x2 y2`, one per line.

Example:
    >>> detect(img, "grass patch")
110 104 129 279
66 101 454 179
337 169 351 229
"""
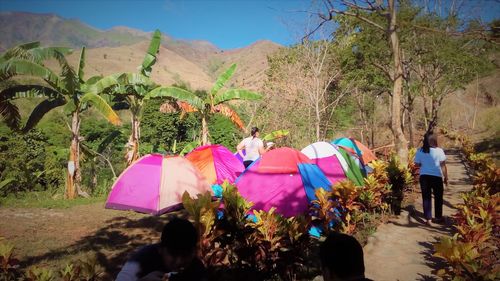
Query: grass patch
0 190 105 208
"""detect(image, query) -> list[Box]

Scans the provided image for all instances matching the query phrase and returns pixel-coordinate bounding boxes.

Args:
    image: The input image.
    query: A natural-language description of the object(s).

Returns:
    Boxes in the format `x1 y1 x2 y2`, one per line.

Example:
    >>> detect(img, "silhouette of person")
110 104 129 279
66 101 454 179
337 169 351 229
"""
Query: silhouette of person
320 232 372 281
116 218 207 281
414 132 448 225
237 127 270 168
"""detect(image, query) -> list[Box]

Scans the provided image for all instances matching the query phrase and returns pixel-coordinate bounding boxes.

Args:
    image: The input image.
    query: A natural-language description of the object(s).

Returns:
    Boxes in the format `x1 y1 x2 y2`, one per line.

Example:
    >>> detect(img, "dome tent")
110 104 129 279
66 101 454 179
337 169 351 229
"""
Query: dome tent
106 155 211 215
186 144 244 185
235 147 332 217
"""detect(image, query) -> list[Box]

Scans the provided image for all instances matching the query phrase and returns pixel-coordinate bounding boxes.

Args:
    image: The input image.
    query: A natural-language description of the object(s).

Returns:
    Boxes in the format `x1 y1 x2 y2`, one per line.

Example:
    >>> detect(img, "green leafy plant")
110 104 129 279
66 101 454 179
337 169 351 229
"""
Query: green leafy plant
385 155 413 215
434 186 499 280
435 129 499 280
24 267 56 281
0 237 19 281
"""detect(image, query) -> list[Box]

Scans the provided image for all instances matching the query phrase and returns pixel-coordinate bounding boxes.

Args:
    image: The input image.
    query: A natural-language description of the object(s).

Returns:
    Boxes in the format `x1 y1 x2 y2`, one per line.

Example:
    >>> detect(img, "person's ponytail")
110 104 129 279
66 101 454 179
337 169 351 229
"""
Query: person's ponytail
251 127 259 139
422 133 430 153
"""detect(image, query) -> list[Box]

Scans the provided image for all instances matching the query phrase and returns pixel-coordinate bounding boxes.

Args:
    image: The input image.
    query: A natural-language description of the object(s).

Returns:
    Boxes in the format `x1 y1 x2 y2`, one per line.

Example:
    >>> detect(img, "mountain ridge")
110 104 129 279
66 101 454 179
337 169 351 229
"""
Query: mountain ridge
0 11 283 89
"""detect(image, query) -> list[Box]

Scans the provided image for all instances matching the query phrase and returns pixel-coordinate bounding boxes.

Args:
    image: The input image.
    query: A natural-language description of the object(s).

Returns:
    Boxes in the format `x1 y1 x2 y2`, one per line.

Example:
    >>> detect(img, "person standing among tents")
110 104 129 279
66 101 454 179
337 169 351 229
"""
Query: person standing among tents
237 127 270 168
414 132 449 226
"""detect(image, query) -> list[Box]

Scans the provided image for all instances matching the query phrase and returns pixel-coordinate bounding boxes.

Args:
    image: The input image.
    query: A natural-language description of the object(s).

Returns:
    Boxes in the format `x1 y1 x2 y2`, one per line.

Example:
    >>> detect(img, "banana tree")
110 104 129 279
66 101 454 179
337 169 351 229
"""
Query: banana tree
153 64 262 145
0 43 121 199
88 30 168 165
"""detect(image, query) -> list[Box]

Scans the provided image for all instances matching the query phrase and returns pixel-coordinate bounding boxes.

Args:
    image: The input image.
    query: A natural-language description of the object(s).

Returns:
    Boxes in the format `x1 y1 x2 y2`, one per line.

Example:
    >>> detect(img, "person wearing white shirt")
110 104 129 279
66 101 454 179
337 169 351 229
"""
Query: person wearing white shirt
237 127 270 168
414 132 449 226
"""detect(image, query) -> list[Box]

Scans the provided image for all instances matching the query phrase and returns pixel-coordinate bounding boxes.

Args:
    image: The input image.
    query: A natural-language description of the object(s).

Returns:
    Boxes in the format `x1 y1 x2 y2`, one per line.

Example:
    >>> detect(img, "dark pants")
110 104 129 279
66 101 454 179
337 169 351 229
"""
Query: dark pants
243 160 253 168
419 175 444 220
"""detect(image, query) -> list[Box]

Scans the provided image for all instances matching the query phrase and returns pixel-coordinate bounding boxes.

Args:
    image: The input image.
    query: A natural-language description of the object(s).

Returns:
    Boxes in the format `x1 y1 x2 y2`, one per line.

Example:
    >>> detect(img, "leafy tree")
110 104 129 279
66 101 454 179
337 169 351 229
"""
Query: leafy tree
89 30 183 165
208 114 241 149
79 117 128 194
140 98 199 154
316 0 409 163
264 39 349 143
0 126 49 195
153 64 262 145
0 43 121 199
404 10 495 133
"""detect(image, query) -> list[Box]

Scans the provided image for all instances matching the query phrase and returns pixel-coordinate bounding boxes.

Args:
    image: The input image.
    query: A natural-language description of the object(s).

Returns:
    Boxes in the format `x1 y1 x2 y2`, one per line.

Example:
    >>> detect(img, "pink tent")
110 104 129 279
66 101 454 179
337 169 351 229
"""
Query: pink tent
235 147 331 217
185 145 244 185
301 142 347 185
106 154 211 215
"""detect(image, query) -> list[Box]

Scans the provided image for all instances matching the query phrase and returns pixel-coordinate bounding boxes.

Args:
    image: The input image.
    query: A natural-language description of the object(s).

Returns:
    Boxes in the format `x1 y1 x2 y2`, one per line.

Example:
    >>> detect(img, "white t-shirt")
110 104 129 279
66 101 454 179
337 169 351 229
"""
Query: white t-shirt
240 137 264 161
414 147 446 177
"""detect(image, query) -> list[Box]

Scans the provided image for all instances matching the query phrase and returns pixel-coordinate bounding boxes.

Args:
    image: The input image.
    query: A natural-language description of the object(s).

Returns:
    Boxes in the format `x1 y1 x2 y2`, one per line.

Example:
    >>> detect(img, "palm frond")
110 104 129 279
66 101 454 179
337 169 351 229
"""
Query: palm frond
0 84 60 100
147 87 204 110
28 46 73 63
85 74 121 94
21 96 67 132
80 93 121 125
210 63 237 97
140 29 162 77
179 140 201 156
213 104 245 129
118 73 157 89
0 42 40 63
262 130 290 141
59 58 78 95
85 75 103 86
213 88 262 105
0 59 60 85
97 130 121 153
0 99 20 130
77 47 86 82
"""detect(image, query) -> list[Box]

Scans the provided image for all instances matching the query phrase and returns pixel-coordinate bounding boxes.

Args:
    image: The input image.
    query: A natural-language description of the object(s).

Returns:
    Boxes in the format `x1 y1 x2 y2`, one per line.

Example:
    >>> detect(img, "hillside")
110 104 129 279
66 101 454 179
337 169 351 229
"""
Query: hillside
0 12 148 50
209 40 283 91
56 42 214 90
0 11 282 90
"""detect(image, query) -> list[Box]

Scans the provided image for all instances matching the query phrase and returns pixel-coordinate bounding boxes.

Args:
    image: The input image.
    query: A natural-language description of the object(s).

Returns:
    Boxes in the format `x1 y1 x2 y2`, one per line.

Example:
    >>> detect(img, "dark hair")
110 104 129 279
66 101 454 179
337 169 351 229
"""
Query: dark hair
251 127 259 138
160 218 198 257
422 132 438 154
320 232 365 279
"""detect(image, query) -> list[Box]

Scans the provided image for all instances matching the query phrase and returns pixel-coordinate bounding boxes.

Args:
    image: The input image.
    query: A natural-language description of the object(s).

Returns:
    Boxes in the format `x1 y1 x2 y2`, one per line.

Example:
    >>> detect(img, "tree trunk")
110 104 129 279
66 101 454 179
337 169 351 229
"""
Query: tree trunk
315 100 321 142
388 0 409 164
407 94 415 148
90 158 97 193
422 87 430 128
408 109 415 148
126 113 140 166
66 111 81 199
472 73 479 129
201 116 209 145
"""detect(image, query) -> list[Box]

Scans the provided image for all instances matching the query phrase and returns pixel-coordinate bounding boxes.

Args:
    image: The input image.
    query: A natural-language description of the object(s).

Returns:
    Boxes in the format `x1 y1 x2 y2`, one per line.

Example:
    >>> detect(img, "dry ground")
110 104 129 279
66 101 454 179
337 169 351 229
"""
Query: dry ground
0 203 187 279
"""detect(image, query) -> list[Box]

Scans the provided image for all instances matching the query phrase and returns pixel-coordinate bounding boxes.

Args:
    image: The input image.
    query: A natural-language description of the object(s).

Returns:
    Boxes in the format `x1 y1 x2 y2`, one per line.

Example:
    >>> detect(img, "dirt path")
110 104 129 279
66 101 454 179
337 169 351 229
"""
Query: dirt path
363 148 471 280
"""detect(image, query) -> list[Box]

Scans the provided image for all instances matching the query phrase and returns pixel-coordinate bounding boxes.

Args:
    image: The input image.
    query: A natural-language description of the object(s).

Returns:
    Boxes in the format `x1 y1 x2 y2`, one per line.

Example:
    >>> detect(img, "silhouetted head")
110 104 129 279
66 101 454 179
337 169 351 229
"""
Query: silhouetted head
159 218 198 271
320 232 366 281
251 127 260 138
422 132 438 153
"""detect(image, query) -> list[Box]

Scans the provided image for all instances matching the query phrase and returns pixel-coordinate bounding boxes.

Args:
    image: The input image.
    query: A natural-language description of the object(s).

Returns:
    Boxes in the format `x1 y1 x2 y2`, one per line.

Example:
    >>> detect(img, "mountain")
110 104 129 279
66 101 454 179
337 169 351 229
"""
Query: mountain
0 12 148 50
0 11 283 90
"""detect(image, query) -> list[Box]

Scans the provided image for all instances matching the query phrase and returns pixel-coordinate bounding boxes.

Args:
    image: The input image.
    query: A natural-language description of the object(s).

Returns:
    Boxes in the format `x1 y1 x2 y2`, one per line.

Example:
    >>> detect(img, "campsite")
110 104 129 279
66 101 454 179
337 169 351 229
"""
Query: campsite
0 1 499 280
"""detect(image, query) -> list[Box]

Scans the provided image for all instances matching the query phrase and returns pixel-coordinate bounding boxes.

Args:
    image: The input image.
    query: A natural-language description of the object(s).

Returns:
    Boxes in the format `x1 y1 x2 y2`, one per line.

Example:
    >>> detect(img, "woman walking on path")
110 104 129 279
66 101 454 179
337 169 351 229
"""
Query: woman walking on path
237 127 270 168
414 132 449 226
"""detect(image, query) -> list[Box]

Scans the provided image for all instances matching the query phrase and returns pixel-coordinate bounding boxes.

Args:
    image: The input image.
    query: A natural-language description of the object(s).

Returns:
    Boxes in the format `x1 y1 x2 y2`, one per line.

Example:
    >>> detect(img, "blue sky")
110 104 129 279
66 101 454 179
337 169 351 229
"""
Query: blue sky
0 0 317 49
0 0 498 49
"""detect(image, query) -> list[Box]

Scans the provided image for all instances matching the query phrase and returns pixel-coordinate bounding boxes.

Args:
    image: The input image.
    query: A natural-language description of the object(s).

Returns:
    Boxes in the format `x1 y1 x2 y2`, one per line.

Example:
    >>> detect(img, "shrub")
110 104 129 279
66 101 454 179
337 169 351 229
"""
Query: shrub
181 181 314 280
434 129 500 280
